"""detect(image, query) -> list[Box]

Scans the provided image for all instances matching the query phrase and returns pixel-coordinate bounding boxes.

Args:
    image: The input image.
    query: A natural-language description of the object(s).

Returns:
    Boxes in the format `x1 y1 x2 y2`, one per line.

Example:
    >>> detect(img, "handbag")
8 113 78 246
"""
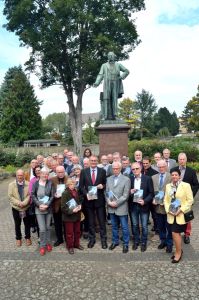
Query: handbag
184 210 194 223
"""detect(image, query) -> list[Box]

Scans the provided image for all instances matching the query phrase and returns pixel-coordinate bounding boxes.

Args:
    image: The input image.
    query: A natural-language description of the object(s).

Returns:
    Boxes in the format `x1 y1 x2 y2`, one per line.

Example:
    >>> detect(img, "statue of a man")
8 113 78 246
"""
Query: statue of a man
94 52 129 120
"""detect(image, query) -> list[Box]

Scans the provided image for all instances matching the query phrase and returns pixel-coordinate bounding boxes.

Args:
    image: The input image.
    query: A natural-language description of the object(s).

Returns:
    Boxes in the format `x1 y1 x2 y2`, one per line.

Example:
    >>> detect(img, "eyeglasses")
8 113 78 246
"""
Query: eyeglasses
132 168 140 170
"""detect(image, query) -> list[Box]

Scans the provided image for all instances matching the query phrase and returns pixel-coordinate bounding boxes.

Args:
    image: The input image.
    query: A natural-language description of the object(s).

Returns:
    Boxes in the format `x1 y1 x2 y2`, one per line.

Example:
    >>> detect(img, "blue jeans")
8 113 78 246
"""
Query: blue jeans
110 214 129 246
131 205 149 245
156 213 173 247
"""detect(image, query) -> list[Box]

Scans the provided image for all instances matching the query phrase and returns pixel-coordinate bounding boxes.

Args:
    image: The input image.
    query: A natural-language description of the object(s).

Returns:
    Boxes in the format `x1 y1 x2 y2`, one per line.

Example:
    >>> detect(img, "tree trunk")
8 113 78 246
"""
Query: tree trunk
65 90 83 156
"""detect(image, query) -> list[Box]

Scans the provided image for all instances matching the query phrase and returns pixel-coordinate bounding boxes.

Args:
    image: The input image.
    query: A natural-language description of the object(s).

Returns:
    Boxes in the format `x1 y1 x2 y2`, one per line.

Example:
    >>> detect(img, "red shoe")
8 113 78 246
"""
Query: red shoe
46 244 52 252
40 247 46 256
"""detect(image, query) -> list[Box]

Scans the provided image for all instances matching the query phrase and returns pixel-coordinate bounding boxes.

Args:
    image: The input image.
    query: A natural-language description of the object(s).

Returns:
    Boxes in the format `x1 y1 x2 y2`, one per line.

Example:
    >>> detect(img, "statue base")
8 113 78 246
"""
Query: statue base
96 122 130 157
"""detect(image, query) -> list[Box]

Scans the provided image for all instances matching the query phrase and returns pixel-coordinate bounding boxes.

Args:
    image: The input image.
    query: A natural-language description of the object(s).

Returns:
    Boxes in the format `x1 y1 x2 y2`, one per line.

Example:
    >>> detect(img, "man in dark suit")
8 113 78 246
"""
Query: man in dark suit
152 160 172 253
130 162 154 252
171 152 199 244
142 156 159 233
79 155 107 249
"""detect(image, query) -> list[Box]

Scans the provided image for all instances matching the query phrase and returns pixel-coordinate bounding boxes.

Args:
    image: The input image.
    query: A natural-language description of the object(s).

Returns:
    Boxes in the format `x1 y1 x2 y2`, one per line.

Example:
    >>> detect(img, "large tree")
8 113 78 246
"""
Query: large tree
181 86 199 132
0 66 42 145
3 0 145 155
154 107 179 136
42 112 68 134
134 89 157 139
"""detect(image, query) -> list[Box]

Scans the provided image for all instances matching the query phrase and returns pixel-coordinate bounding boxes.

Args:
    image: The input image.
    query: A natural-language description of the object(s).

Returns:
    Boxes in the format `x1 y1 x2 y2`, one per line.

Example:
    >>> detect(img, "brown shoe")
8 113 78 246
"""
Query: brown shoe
16 240 22 247
26 239 32 246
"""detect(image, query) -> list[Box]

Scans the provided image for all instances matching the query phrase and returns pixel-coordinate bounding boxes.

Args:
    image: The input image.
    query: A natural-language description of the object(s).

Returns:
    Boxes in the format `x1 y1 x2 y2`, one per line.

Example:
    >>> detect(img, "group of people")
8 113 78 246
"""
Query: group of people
8 147 198 263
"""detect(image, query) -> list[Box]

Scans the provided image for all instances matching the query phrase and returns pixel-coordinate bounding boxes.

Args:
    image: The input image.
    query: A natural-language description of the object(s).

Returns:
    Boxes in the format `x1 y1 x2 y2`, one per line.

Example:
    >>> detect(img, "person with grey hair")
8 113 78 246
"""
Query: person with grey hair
8 169 31 247
152 160 172 253
106 161 131 253
32 168 54 255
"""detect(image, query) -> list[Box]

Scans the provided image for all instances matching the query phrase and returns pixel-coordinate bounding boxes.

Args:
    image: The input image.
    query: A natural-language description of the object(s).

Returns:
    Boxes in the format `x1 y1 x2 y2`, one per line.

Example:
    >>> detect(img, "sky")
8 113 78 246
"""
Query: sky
1 0 199 118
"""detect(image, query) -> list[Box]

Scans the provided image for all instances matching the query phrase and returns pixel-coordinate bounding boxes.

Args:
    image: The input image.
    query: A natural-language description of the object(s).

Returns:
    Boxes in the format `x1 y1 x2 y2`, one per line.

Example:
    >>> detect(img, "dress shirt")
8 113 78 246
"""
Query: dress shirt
134 176 141 190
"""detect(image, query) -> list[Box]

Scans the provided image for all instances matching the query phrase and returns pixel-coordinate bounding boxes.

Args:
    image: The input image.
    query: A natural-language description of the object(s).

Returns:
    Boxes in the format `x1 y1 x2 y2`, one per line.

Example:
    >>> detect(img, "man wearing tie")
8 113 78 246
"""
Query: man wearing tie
79 155 107 249
152 160 172 253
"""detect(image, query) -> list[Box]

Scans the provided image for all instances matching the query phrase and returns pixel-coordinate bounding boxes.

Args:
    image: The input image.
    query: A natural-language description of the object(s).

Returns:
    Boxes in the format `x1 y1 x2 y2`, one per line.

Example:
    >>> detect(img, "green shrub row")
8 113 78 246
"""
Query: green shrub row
0 149 35 167
128 138 199 163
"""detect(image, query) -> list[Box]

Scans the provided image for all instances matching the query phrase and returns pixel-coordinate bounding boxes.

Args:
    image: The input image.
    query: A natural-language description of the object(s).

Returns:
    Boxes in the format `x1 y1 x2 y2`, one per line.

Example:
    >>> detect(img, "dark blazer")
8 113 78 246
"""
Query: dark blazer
171 166 199 197
130 174 154 212
142 167 158 177
79 167 106 208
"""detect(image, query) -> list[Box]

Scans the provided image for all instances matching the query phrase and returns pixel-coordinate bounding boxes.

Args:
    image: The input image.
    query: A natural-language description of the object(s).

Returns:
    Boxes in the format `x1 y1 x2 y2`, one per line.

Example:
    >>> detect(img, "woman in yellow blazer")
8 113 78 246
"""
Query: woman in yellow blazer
164 169 193 263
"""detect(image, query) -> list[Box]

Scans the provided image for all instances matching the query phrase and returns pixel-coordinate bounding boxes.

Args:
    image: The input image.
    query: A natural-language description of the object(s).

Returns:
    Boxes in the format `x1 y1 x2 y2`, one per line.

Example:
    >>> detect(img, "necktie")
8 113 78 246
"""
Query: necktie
159 174 164 190
92 169 95 185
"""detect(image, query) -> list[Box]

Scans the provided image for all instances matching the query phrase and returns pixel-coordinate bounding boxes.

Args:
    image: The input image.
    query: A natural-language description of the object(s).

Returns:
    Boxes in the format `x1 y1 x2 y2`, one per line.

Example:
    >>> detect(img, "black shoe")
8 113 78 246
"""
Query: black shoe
166 246 172 253
109 243 119 250
132 243 139 250
184 236 190 244
141 244 147 252
83 233 89 239
54 240 63 247
101 242 108 249
158 242 166 249
171 250 183 260
123 245 129 253
172 254 182 264
87 241 95 248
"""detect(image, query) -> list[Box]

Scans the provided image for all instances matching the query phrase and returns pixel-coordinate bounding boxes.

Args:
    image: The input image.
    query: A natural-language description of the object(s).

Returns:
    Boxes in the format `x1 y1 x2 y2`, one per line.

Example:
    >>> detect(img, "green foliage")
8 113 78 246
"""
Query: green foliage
118 97 138 125
4 165 17 174
154 107 179 136
157 127 171 137
134 89 157 138
3 0 145 154
0 66 42 145
42 112 68 133
181 86 199 132
14 151 35 167
128 138 199 163
83 117 98 144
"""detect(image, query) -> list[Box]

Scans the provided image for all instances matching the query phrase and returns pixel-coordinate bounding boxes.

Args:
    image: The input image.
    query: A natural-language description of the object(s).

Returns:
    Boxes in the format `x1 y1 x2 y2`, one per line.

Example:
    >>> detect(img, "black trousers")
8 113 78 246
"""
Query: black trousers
86 206 107 243
53 208 64 243
12 208 31 240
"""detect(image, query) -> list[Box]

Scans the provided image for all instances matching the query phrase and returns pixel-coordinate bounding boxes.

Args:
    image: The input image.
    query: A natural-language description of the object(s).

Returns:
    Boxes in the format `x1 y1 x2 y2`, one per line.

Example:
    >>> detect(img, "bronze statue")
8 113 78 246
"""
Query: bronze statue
94 52 129 120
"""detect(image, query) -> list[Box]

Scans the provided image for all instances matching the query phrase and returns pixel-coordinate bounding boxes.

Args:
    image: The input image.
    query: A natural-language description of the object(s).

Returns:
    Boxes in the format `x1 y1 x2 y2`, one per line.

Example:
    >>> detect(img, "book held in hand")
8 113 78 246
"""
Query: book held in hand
169 198 181 214
154 191 165 204
106 190 118 202
133 189 143 203
66 198 78 210
39 195 49 204
56 184 66 198
87 186 98 200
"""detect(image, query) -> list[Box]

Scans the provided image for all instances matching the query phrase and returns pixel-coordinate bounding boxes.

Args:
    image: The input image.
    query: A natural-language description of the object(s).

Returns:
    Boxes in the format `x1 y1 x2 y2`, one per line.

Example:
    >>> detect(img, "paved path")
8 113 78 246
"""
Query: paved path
1 178 199 299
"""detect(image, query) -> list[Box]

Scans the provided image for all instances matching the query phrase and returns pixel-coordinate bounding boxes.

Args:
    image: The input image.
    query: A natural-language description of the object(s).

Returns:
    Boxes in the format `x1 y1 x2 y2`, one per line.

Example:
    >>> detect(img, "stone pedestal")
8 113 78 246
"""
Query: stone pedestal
97 122 130 157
